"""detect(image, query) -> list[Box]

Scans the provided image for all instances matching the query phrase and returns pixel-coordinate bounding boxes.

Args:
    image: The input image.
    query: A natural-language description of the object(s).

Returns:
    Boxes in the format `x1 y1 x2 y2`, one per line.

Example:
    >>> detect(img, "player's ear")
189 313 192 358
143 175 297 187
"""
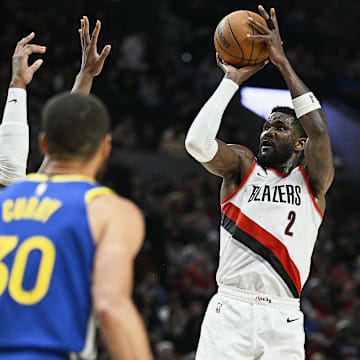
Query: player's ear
101 134 112 159
294 137 306 153
39 133 49 155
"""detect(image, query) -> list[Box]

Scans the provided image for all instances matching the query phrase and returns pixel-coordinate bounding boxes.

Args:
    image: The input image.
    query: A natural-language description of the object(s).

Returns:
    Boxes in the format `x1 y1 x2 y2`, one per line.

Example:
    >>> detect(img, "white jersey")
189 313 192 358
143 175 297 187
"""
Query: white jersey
217 159 323 298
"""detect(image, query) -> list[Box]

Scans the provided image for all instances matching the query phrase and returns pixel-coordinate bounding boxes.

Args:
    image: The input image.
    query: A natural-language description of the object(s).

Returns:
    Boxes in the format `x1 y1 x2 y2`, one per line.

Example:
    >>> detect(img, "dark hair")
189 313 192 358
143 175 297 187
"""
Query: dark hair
271 106 307 138
42 92 110 159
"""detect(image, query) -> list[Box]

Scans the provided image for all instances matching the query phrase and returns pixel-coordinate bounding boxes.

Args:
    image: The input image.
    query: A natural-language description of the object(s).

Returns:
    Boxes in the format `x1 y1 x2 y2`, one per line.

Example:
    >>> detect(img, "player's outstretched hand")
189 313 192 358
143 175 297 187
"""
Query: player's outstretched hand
10 32 46 89
216 52 268 85
247 5 286 68
79 16 111 77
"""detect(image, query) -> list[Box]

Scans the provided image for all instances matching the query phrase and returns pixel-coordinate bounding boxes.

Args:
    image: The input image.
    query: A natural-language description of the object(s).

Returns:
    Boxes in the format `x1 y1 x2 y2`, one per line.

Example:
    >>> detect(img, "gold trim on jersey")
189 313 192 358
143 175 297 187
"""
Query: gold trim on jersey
85 187 115 204
26 173 96 184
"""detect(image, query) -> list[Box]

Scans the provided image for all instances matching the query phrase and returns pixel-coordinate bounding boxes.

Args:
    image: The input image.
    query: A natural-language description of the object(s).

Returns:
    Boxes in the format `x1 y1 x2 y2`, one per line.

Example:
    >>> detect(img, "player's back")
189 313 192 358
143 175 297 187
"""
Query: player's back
0 173 112 360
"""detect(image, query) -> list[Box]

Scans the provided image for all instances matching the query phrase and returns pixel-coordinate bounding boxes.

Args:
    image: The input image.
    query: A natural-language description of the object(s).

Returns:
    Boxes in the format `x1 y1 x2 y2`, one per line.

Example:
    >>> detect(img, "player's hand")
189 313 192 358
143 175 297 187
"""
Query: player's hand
78 16 111 77
10 32 46 89
216 53 268 85
247 6 286 68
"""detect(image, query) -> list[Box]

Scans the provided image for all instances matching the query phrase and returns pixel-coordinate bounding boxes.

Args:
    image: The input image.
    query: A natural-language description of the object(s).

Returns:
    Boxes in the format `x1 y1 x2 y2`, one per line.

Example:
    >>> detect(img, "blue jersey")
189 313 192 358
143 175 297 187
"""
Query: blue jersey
0 174 113 360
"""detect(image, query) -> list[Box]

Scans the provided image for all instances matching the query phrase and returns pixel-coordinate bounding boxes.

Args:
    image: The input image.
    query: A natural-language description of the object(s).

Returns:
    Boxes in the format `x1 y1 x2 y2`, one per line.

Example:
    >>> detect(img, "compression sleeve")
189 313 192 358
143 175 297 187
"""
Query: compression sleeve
0 88 29 185
185 78 239 162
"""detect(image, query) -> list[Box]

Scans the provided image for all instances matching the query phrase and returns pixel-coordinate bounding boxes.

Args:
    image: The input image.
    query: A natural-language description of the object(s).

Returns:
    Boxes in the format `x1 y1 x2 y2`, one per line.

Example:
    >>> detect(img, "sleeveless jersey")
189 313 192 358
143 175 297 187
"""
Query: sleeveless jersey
0 174 113 360
217 159 323 298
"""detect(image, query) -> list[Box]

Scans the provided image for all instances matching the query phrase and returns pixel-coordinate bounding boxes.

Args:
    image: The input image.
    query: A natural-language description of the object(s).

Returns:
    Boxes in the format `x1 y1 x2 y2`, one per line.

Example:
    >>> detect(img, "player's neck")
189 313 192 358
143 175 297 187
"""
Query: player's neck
270 158 298 175
39 156 98 179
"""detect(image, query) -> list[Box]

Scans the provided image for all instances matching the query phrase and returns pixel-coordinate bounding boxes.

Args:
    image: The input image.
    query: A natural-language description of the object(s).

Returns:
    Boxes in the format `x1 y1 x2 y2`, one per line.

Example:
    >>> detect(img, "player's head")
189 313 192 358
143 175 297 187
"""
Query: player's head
40 92 111 176
257 106 307 168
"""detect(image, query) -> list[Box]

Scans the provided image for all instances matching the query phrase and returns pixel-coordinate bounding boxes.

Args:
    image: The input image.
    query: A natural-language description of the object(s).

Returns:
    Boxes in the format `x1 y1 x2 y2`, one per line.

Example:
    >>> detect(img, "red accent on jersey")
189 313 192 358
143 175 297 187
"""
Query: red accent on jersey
222 202 302 296
298 166 323 218
266 167 297 178
220 159 256 206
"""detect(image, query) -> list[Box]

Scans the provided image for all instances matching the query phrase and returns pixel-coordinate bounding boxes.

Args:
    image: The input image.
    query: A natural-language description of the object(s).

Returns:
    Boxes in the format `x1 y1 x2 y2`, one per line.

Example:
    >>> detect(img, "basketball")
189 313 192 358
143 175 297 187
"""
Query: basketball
214 10 268 67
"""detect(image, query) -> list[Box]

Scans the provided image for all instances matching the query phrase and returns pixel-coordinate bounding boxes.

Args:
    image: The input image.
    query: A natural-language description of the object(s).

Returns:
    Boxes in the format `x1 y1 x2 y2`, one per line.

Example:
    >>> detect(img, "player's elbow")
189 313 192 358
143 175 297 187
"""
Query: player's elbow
185 135 217 163
185 134 199 155
94 294 132 324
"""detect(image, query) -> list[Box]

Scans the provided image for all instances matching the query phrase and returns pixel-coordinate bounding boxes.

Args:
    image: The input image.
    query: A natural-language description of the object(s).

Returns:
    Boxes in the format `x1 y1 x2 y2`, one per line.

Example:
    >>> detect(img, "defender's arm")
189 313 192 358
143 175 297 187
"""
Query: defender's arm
39 17 111 173
71 16 111 94
0 33 46 187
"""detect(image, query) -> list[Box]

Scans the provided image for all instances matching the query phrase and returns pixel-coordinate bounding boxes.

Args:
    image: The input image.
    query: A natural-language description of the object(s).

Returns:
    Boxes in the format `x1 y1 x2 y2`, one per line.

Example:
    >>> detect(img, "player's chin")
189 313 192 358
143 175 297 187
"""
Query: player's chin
257 149 275 166
260 146 274 156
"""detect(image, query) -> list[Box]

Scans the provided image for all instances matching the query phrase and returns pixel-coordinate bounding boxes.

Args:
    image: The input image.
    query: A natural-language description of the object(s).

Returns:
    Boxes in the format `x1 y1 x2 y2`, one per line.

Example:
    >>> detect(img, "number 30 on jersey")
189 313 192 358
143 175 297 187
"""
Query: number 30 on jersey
0 236 56 305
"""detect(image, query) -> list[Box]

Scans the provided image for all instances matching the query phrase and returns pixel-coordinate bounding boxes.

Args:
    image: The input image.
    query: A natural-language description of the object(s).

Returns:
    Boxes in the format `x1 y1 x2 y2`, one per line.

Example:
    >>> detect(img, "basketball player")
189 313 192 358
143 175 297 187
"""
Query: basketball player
0 33 45 187
0 19 152 360
0 91 153 360
185 5 334 359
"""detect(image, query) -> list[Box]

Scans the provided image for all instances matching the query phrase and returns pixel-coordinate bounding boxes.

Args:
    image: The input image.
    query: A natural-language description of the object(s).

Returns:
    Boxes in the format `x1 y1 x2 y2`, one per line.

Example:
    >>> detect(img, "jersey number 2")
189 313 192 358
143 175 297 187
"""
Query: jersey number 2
0 236 55 305
285 211 296 236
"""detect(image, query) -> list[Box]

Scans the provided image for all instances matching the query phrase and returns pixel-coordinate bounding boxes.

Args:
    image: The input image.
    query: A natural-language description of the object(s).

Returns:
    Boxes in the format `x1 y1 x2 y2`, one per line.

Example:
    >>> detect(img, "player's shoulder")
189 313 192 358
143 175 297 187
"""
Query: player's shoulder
86 186 143 222
86 187 144 246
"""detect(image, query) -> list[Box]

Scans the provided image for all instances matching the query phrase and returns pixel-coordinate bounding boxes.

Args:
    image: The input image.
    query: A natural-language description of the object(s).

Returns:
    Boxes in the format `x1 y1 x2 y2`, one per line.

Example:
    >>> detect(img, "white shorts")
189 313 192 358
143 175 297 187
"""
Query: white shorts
196 286 305 360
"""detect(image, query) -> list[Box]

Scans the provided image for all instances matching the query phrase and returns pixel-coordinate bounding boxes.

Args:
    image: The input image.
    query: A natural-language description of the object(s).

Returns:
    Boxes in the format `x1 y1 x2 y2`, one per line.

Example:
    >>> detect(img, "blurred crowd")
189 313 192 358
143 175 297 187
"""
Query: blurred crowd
1 0 360 359
1 0 360 160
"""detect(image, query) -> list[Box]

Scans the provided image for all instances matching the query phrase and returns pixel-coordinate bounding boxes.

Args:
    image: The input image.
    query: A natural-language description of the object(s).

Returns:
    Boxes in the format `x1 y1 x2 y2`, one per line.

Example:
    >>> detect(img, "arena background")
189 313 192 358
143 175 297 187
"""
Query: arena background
1 0 360 359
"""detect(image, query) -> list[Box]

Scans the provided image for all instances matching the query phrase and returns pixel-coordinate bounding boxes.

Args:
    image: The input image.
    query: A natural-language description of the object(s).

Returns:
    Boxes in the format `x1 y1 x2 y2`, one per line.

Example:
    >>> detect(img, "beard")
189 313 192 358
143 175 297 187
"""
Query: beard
257 142 294 168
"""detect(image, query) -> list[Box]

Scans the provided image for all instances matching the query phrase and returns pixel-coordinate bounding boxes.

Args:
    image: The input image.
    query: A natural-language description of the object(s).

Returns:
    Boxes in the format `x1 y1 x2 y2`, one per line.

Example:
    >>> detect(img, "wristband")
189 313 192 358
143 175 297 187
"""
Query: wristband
292 92 321 118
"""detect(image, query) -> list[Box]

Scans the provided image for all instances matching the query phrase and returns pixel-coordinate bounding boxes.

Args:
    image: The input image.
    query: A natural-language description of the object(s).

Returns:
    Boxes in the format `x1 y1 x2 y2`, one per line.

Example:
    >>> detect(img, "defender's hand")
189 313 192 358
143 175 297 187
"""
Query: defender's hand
78 16 111 77
216 53 268 86
10 32 46 89
247 6 287 68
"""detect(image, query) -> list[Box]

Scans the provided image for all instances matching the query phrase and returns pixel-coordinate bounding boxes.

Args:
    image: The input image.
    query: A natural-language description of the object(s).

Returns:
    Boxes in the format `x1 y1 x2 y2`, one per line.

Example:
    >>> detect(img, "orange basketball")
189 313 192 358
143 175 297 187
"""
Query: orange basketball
214 10 268 67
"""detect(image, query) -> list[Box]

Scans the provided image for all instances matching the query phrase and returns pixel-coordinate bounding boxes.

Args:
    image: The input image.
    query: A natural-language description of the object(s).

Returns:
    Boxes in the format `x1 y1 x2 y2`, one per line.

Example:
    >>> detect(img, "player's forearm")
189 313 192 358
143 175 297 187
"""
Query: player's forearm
97 299 153 360
276 58 311 98
277 58 328 137
71 72 94 94
185 78 239 162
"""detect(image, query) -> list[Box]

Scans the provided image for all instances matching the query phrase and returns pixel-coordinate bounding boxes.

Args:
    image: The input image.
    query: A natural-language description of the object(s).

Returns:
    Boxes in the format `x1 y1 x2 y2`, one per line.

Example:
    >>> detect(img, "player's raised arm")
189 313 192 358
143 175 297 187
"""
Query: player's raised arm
89 195 153 360
0 33 46 187
185 55 266 197
39 17 111 173
71 16 111 94
248 5 334 211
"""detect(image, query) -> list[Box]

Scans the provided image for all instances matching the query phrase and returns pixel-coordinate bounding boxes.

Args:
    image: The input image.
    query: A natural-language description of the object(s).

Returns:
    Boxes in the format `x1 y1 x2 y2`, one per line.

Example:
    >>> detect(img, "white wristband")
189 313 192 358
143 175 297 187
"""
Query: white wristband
292 92 321 119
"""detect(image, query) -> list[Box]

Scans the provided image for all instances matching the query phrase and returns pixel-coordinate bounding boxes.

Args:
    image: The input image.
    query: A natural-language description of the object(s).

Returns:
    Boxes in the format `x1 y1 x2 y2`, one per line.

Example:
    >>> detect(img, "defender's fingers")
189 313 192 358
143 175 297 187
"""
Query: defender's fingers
91 20 101 47
24 44 47 55
16 32 35 50
99 44 111 62
83 16 91 45
78 29 85 49
248 17 271 35
29 58 44 73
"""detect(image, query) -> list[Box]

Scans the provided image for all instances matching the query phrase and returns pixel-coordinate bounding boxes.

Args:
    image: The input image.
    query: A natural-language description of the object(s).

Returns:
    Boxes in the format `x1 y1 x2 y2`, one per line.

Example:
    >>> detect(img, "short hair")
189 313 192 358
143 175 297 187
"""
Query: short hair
42 92 110 159
271 106 307 138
